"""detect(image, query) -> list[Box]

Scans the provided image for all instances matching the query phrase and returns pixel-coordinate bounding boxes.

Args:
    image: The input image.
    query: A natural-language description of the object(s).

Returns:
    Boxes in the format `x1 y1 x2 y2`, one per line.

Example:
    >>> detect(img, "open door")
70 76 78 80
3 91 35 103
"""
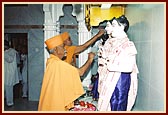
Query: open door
5 33 28 99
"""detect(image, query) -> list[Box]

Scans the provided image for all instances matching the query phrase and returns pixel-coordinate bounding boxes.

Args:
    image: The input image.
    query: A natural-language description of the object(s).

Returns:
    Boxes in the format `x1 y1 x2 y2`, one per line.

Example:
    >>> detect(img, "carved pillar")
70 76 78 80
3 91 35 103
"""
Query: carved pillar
78 20 92 88
43 4 63 68
73 4 92 88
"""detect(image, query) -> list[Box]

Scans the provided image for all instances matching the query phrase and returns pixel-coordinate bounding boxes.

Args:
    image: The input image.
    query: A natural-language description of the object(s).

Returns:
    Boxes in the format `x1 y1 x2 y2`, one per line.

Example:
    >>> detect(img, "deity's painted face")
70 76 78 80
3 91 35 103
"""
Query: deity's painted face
105 19 124 38
105 21 113 35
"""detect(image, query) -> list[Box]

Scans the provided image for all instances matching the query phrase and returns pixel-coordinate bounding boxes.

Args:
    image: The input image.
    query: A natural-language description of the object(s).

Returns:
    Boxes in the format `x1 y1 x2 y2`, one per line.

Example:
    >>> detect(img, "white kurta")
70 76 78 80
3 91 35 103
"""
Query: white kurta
4 48 19 86
4 48 19 106
97 37 139 111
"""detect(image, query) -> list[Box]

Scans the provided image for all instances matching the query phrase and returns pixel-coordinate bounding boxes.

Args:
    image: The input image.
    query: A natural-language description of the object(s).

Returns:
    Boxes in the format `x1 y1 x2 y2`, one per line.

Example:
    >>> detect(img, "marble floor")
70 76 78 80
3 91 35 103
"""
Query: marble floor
3 97 39 111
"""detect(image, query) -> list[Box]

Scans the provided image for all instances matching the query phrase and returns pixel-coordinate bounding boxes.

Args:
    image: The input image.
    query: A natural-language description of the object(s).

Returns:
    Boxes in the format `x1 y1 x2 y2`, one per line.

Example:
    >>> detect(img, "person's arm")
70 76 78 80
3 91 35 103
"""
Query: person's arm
74 29 104 54
77 52 95 76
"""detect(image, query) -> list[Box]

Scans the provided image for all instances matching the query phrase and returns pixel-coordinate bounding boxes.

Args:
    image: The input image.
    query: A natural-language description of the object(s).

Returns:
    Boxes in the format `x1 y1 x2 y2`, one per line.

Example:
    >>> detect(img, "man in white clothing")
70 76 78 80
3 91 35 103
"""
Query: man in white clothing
4 40 19 106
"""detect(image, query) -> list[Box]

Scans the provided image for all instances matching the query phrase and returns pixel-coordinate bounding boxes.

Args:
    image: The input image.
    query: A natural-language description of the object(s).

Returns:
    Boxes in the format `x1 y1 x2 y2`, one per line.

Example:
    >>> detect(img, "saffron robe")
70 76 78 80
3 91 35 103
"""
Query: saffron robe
38 54 84 111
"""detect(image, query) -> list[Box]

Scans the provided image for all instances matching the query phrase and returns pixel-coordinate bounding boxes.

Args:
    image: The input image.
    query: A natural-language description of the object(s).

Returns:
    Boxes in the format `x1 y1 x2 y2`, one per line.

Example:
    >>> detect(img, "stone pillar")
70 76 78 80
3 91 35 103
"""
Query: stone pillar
78 20 92 88
74 4 92 88
43 4 63 68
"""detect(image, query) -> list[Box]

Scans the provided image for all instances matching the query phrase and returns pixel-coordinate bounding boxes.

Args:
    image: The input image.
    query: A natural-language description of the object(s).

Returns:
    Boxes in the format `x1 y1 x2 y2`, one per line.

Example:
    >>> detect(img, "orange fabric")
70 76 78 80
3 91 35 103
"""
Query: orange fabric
38 54 84 111
64 45 77 64
45 35 63 50
60 32 70 41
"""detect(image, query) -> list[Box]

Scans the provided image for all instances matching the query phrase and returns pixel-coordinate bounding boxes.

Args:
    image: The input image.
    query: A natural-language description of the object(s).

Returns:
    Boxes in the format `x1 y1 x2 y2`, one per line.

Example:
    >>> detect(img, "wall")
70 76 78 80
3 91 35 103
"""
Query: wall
126 4 165 111
4 4 44 101
59 4 79 66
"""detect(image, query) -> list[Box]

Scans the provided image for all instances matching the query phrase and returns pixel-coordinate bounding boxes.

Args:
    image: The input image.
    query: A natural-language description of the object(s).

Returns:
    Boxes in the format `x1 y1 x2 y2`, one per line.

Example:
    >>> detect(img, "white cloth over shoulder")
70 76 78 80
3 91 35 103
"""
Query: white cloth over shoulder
97 37 139 111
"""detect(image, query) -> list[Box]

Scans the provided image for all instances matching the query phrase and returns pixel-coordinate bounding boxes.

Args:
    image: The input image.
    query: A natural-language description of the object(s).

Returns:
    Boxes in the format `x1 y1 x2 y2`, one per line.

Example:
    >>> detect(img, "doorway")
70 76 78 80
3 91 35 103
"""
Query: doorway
5 33 28 99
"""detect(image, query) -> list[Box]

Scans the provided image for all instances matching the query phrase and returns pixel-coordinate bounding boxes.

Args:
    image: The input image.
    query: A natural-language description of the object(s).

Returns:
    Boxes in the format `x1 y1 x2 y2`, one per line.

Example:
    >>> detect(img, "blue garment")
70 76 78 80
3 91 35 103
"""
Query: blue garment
91 73 99 99
110 72 131 111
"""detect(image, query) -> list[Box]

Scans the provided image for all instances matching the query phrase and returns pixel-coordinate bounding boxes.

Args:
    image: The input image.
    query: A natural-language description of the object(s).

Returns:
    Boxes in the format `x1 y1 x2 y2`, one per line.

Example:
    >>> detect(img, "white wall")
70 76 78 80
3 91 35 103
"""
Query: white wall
126 4 165 111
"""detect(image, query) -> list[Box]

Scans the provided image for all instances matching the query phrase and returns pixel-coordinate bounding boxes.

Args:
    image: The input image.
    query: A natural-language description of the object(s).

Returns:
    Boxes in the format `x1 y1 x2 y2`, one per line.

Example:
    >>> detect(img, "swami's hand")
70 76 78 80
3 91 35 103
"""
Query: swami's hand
88 52 95 61
96 29 105 37
78 52 96 77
